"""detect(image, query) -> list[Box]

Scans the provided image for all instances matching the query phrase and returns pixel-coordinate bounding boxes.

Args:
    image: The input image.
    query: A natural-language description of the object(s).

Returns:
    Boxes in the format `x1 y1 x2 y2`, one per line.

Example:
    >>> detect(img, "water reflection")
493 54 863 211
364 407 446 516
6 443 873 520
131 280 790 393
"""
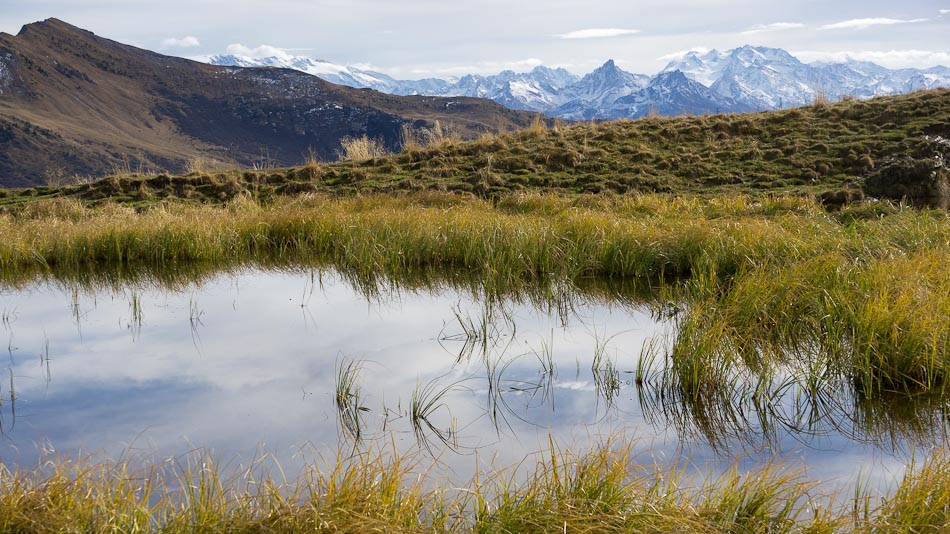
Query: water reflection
0 266 943 494
634 335 950 456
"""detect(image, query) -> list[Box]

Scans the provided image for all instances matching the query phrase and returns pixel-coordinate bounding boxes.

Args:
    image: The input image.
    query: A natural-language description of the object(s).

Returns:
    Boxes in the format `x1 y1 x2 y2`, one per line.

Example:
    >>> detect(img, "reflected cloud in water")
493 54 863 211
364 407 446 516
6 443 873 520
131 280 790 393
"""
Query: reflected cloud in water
0 268 941 493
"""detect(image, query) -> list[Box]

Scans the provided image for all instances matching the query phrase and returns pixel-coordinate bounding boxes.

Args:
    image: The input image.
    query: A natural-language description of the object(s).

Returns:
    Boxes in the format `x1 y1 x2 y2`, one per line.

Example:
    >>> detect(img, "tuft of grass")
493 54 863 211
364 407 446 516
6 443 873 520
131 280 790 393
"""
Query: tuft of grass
337 134 389 162
869 449 950 531
1 440 950 531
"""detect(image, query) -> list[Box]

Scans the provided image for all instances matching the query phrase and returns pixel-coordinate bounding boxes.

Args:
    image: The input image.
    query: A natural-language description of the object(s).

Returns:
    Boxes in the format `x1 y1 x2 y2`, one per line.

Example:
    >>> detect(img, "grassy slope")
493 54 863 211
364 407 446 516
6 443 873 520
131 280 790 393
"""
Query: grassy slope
2 88 948 206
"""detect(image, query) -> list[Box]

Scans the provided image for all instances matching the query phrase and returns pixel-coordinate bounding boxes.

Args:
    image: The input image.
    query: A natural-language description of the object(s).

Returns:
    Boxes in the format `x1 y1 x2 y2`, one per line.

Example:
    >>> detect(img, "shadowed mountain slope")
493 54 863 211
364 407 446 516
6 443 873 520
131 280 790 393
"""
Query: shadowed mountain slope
0 19 536 187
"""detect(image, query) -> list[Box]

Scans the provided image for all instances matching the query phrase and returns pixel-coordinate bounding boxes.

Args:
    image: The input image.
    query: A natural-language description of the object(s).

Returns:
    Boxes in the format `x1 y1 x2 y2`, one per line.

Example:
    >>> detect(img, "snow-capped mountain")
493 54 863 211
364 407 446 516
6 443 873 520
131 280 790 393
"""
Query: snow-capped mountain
553 60 649 120
663 46 950 109
688 46 819 109
203 46 950 120
613 70 751 119
429 66 579 111
204 54 451 95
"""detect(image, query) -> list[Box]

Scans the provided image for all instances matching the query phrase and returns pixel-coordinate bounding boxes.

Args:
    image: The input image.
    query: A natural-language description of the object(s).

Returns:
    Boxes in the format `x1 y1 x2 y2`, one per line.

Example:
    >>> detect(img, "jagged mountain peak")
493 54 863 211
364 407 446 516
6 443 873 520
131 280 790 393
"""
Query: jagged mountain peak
651 69 690 83
575 59 643 86
590 59 625 76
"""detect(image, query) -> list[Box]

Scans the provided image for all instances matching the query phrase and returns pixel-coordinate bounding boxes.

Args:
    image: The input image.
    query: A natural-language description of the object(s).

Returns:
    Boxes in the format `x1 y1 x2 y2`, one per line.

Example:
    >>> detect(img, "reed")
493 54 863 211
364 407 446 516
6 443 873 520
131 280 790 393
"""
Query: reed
3 441 947 532
334 358 368 444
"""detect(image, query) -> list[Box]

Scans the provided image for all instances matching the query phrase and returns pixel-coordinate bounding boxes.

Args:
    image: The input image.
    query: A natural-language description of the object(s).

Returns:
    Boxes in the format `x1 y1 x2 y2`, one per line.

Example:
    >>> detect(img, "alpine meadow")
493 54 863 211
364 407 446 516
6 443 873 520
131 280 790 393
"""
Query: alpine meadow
2 9 950 533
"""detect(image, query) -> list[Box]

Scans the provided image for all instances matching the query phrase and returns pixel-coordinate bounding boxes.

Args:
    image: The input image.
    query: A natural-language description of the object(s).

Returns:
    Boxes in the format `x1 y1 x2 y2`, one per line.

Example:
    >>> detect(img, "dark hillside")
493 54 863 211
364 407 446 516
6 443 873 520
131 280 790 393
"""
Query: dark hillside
0 19 535 187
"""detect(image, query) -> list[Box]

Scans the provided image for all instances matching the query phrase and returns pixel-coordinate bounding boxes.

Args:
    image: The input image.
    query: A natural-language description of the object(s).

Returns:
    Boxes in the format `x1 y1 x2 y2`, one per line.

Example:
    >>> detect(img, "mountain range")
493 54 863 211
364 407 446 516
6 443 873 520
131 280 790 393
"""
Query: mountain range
207 46 950 120
0 19 534 187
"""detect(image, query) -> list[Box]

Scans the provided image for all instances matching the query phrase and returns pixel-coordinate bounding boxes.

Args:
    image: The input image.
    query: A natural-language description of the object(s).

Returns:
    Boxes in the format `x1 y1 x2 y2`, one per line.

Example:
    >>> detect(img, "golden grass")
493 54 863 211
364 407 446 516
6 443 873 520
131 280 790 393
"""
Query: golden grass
337 135 389 162
1 441 947 533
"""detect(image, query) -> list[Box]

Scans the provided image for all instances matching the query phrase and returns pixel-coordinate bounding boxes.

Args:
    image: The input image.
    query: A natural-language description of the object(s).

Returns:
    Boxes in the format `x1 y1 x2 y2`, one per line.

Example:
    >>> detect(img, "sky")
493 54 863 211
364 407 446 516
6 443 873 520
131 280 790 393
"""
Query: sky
0 0 948 78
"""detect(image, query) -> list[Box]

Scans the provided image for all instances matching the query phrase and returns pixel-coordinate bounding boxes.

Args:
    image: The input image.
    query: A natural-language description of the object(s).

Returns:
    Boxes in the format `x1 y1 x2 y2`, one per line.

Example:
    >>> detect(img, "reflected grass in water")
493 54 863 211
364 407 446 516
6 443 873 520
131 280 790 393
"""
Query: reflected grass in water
636 330 950 453
5 256 950 456
6 194 950 472
334 358 369 445
409 376 460 454
3 441 950 532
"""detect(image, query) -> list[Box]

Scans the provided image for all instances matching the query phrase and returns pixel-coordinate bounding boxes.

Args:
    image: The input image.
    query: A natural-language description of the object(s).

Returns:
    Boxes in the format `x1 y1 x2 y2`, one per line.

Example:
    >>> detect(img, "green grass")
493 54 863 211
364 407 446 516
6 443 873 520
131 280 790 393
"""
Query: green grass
2 441 949 533
1 88 947 205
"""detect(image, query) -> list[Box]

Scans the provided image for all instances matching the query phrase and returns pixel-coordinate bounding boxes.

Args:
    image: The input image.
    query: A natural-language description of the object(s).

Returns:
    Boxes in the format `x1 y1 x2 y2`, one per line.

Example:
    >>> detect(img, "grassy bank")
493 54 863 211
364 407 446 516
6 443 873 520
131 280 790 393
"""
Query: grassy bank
0 193 839 282
1 441 947 533
3 192 950 398
1 89 948 204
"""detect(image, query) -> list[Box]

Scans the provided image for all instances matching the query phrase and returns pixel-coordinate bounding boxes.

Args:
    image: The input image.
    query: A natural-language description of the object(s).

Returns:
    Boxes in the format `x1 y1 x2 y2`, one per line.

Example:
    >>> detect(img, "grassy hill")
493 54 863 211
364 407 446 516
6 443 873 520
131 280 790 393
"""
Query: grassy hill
2 87 947 206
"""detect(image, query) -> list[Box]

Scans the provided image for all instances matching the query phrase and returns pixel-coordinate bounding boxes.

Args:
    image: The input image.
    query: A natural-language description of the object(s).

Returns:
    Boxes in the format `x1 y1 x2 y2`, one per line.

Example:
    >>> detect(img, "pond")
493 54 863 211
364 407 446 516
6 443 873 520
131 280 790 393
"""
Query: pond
0 268 941 494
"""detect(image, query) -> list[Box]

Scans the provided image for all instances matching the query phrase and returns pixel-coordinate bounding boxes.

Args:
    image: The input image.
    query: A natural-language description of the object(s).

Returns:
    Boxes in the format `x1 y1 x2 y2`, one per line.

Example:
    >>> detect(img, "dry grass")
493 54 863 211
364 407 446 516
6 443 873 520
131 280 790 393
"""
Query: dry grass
2 440 947 532
337 135 389 161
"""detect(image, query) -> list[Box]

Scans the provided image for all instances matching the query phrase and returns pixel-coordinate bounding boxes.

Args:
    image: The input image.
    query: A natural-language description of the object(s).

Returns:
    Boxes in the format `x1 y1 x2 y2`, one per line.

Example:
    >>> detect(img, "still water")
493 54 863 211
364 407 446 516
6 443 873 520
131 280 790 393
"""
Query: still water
0 269 938 491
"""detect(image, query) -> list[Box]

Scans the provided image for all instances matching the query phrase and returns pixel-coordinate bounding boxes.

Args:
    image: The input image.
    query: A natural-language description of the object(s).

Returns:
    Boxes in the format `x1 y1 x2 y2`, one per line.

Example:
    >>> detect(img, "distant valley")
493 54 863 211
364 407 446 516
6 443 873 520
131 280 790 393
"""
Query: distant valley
207 46 950 120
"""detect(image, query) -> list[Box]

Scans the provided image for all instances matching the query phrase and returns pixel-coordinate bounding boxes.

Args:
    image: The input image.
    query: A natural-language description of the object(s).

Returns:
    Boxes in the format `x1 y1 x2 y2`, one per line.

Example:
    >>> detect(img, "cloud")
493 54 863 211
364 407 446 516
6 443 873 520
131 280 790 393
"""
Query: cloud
940 9 950 15
559 28 640 40
794 49 950 69
161 36 200 48
818 18 928 30
408 58 544 76
225 43 292 59
657 48 711 62
741 22 805 35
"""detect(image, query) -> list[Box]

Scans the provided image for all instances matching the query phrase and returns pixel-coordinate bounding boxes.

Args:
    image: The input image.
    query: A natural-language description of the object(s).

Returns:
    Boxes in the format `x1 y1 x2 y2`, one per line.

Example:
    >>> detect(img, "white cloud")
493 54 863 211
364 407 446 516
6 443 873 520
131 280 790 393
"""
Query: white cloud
558 28 640 40
940 9 950 15
818 18 928 30
408 58 544 76
161 36 200 48
657 48 711 62
349 62 386 72
225 43 292 59
741 22 805 34
794 49 950 69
